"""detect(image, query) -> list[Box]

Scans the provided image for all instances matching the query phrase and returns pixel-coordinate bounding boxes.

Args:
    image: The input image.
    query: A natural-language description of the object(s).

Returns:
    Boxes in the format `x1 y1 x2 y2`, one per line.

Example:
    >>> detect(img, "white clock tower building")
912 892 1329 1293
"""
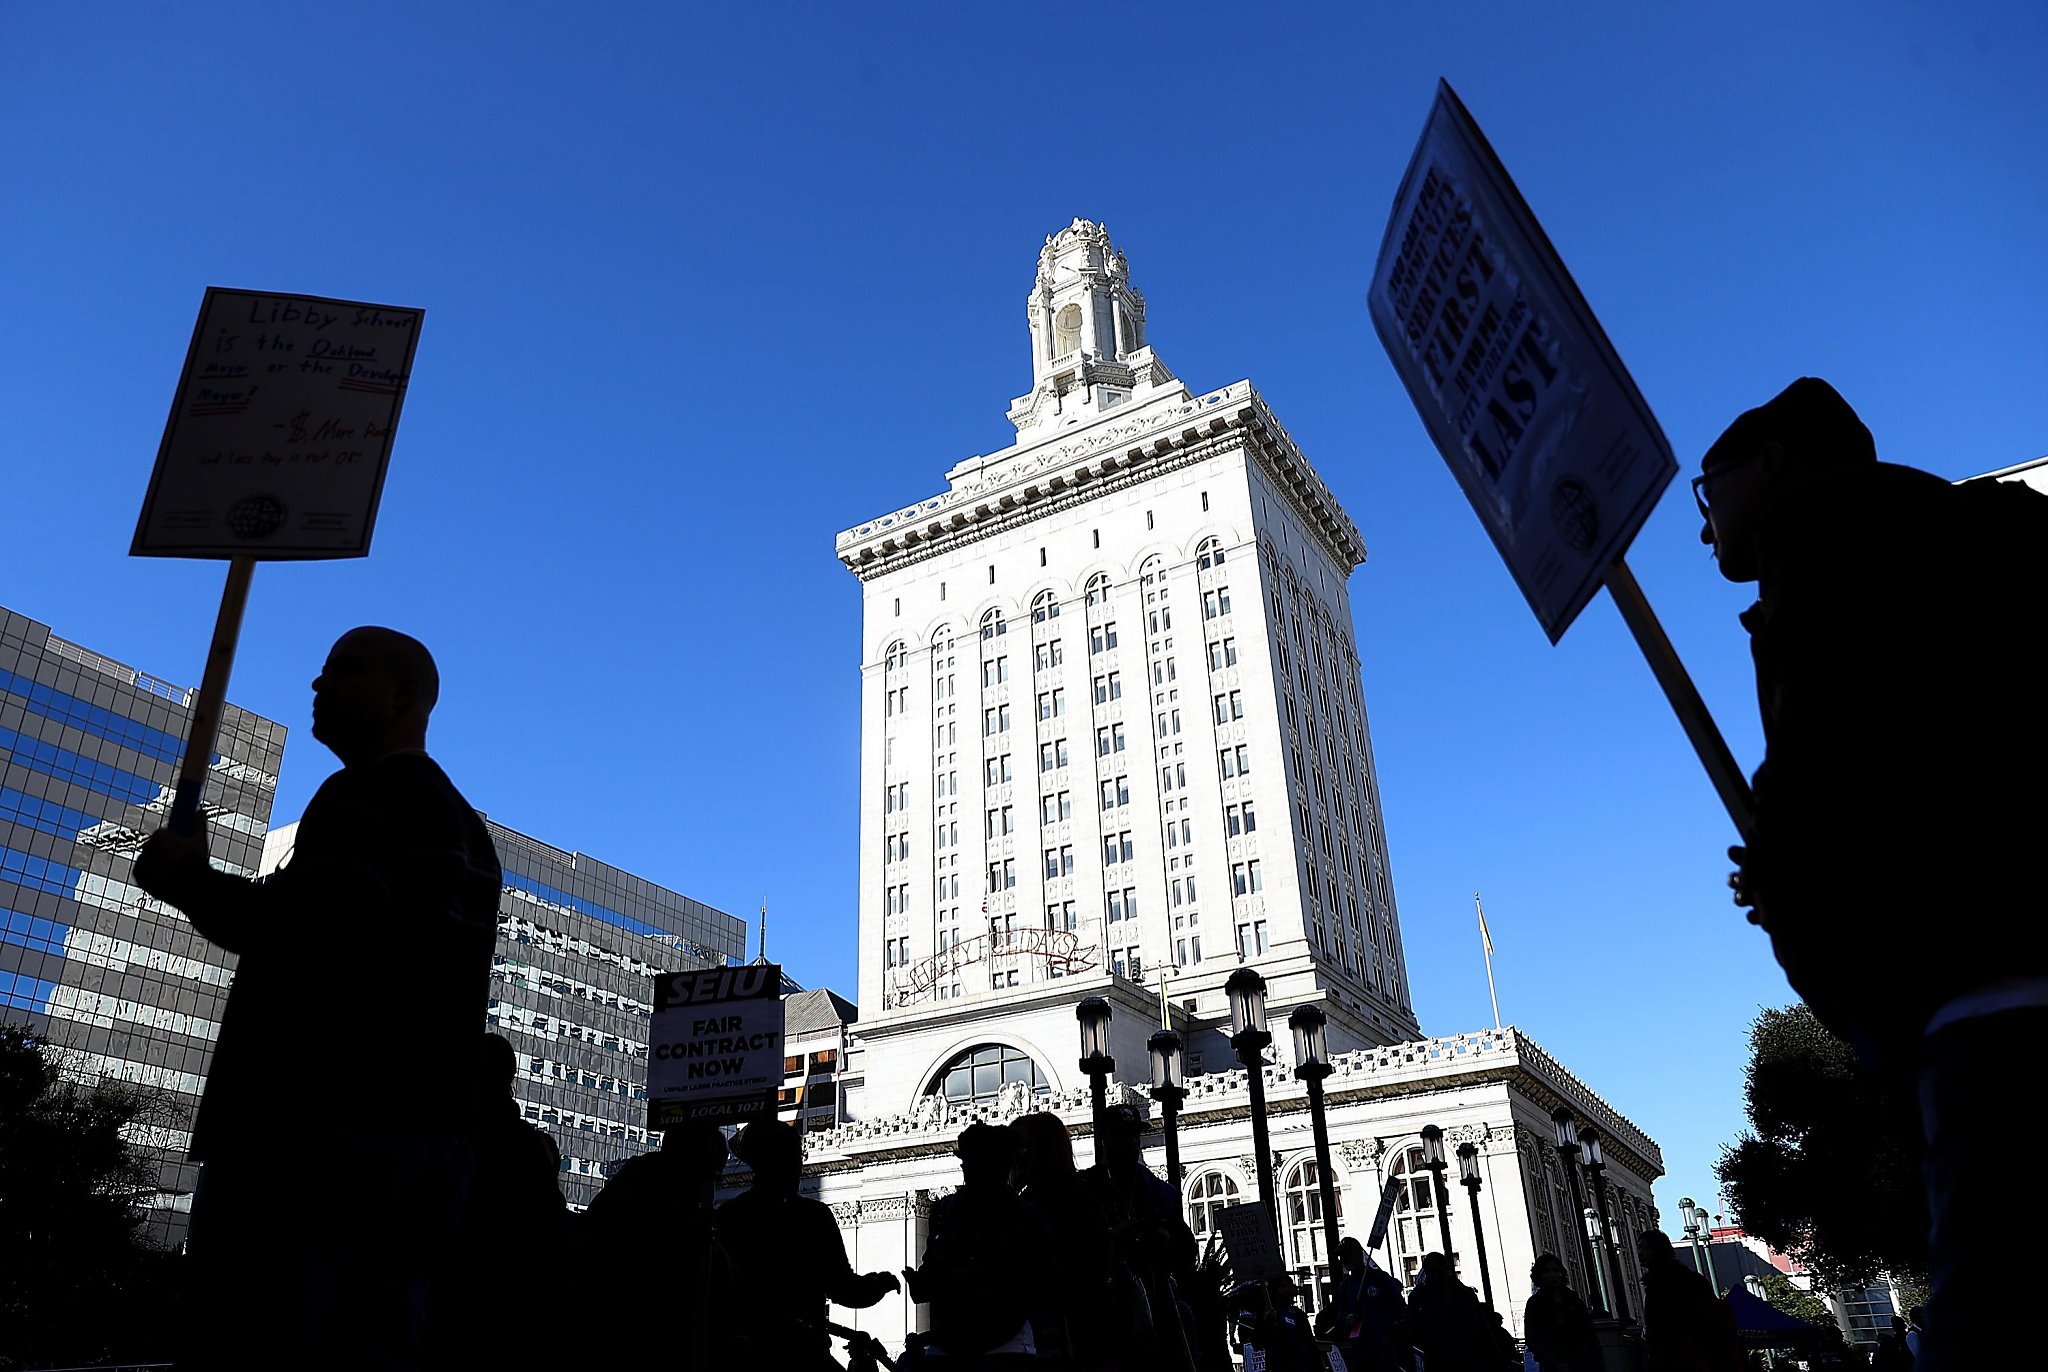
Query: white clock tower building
808 224 1664 1342
838 219 1420 1113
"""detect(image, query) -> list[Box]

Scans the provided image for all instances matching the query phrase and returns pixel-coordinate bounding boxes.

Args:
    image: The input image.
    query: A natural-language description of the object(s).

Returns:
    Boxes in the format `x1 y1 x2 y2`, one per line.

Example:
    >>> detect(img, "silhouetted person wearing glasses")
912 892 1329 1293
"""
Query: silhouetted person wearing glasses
1697 379 2048 1372
135 627 501 1371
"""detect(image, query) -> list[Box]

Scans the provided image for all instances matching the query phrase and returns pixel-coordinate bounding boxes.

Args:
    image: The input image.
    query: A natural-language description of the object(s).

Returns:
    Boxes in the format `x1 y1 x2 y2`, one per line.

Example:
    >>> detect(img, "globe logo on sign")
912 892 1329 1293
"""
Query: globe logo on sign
227 494 287 541
1550 478 1599 553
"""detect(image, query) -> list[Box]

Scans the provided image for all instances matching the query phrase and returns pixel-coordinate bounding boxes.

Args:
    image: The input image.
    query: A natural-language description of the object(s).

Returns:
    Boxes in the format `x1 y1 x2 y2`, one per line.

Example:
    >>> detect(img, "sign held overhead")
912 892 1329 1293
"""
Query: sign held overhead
1367 82 1676 643
133 287 423 560
647 962 785 1129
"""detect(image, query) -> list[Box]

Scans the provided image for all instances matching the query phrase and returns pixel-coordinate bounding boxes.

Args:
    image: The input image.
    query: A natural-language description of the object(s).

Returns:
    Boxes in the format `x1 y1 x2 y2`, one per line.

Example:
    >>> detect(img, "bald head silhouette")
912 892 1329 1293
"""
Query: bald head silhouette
310 627 440 766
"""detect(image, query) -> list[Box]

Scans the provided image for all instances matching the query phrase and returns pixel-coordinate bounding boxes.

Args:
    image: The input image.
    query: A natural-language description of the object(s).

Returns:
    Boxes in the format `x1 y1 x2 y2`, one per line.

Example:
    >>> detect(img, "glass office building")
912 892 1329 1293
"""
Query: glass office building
262 814 750 1207
486 822 745 1204
1 604 285 1247
4 600 748 1229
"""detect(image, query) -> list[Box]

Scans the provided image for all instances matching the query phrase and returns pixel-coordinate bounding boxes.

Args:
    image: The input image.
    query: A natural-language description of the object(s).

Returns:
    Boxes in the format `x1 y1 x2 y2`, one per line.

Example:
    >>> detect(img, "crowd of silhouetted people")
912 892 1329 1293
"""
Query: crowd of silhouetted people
441 1095 1901 1372
130 365 2044 1372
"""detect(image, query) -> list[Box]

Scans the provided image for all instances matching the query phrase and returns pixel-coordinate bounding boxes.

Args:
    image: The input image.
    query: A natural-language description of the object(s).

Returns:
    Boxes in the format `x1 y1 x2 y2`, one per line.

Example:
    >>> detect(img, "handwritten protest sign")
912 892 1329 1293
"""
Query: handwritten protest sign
1368 82 1676 643
1217 1202 1284 1282
132 287 422 559
648 962 785 1128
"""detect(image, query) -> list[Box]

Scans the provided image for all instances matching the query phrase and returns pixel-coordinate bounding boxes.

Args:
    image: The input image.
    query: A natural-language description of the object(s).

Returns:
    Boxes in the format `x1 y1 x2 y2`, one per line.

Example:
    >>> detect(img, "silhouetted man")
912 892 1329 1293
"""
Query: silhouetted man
904 1122 1053 1357
1635 1232 1737 1372
135 627 500 1371
1319 1238 1412 1372
430 1034 569 1370
1523 1253 1600 1372
1081 1103 1199 1372
581 1120 731 1366
712 1119 899 1369
1405 1252 1497 1372
1698 379 2048 1372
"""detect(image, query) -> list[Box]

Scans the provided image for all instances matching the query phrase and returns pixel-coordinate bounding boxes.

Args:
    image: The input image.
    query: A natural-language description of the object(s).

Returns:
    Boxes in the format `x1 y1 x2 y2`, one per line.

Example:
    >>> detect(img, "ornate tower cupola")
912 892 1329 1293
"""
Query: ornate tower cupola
1007 219 1176 439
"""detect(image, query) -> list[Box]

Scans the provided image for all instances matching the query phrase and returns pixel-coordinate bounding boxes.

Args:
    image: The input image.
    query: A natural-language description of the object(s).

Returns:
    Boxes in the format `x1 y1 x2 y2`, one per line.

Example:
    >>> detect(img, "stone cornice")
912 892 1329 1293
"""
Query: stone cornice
793 1025 1660 1184
835 381 1368 579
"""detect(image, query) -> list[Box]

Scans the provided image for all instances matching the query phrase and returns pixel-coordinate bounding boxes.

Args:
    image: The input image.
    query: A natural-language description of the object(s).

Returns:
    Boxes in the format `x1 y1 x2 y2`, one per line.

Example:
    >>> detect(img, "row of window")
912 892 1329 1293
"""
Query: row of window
884 541 1232 643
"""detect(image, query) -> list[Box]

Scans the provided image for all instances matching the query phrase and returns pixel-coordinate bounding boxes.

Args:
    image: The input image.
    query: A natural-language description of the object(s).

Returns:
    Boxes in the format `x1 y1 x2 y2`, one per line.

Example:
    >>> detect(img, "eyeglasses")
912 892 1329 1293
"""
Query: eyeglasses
1691 449 1765 518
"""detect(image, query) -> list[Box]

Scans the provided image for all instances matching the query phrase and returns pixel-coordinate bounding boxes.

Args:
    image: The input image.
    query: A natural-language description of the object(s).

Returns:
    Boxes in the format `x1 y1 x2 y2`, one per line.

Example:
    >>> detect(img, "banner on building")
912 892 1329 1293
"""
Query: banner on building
1367 81 1676 642
647 962 784 1128
132 287 422 559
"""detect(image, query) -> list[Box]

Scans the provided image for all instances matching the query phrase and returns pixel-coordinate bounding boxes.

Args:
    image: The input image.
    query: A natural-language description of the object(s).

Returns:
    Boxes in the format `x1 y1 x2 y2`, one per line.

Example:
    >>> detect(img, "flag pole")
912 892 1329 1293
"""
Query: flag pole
1476 892 1502 1030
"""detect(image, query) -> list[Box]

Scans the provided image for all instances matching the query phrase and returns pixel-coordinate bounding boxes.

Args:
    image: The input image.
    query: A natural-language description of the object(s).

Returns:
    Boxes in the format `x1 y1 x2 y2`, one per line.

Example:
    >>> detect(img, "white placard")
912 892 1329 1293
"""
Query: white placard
1217 1201 1284 1282
647 963 784 1127
1368 81 1676 642
132 287 422 559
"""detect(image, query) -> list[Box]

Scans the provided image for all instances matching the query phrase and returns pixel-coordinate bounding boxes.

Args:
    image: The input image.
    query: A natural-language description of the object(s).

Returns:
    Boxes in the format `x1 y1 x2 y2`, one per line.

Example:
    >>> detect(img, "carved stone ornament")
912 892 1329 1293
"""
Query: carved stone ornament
831 1202 860 1225
1337 1139 1383 1172
862 1196 910 1222
912 1094 948 1133
1447 1123 1492 1148
995 1080 1032 1121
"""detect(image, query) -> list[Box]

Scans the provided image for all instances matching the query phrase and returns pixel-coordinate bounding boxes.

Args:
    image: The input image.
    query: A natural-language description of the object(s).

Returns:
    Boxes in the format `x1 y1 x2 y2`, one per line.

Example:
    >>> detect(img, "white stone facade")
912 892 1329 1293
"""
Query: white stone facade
802 221 1663 1348
798 1027 1660 1347
840 220 1420 1098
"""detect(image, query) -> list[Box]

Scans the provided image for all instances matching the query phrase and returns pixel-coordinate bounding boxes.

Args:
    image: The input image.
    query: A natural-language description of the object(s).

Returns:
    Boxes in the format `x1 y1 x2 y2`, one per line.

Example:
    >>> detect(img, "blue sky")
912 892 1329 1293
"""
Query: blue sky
5 3 2043 1232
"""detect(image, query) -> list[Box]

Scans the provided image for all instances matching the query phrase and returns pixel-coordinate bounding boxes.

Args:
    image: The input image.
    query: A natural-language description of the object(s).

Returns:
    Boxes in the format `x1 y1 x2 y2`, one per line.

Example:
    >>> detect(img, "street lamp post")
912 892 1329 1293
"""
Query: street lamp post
1551 1107 1607 1315
1584 1208 1614 1313
1457 1141 1496 1309
1077 997 1114 1138
1679 1196 1712 1286
1148 1028 1188 1188
1419 1124 1456 1260
1225 968 1278 1227
1289 1003 1340 1279
1578 1125 1630 1320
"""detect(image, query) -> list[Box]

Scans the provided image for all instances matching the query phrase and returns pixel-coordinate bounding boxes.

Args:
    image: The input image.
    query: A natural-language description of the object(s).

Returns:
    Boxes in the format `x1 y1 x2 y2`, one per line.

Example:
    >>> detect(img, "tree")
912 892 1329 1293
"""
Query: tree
1714 1004 1928 1291
0 1023 183 1370
1754 1272 1833 1327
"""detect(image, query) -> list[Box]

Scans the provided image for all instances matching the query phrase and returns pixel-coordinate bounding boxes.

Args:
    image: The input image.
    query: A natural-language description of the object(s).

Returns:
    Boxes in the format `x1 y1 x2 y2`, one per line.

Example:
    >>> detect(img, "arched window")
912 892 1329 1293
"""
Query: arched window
1031 590 1060 624
1196 538 1225 571
980 608 1007 641
1283 1157 1343 1275
1388 1143 1442 1286
1085 573 1112 608
1187 1171 1241 1242
884 640 907 672
1055 303 1082 356
927 1043 1048 1107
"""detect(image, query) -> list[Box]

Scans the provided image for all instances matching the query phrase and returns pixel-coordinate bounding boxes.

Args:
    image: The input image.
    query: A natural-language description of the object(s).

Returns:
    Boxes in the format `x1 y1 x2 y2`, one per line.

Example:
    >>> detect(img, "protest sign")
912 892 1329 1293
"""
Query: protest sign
133 288 422 560
130 287 426 831
1216 1202 1284 1282
1368 82 1674 644
1367 83 1753 836
648 962 785 1128
1365 1173 1404 1251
